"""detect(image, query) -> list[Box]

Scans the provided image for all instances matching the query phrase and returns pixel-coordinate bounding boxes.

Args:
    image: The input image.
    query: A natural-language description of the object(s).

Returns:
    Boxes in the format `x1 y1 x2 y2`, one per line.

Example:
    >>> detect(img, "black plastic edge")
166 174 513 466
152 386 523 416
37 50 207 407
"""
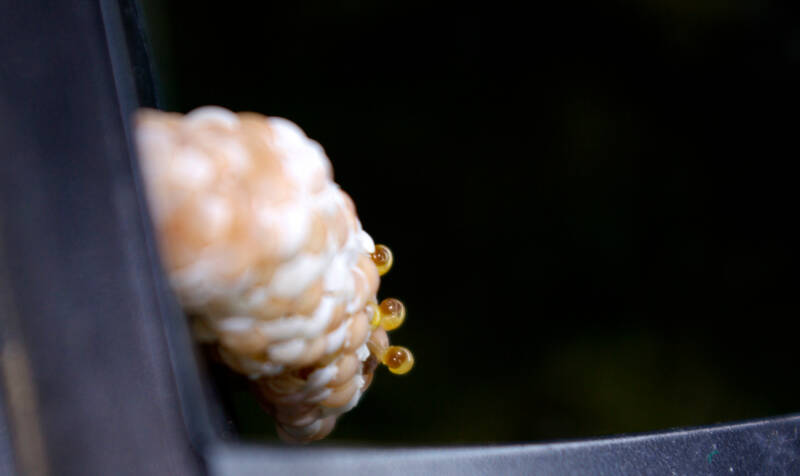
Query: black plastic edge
209 413 800 475
99 0 224 454
0 1 207 474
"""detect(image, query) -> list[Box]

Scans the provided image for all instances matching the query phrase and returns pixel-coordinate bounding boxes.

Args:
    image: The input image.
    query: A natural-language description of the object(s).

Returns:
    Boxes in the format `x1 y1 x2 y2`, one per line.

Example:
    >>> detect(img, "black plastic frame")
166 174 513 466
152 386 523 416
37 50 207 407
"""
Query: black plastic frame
1 1 799 475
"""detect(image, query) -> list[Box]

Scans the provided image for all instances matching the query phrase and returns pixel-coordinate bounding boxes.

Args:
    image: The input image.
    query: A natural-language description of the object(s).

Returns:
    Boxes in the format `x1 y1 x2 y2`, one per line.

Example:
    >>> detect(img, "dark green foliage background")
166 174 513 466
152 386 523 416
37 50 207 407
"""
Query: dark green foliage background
141 0 800 444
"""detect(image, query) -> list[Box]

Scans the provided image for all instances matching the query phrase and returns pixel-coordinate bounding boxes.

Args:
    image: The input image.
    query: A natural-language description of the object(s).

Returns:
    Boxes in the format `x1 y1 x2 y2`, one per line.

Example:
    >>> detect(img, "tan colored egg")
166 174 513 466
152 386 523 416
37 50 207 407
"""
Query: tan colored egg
218 326 267 359
330 353 360 387
345 311 370 352
289 335 326 369
321 376 361 408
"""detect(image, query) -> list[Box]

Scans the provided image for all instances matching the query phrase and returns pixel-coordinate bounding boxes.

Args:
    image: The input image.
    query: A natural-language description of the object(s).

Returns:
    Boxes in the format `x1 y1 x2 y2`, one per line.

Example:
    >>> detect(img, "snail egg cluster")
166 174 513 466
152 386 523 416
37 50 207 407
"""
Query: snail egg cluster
135 106 411 442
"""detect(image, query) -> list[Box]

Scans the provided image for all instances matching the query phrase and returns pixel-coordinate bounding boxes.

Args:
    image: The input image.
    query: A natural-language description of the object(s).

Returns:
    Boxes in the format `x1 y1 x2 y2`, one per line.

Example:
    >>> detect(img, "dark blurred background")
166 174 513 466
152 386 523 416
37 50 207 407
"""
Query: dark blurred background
139 0 800 444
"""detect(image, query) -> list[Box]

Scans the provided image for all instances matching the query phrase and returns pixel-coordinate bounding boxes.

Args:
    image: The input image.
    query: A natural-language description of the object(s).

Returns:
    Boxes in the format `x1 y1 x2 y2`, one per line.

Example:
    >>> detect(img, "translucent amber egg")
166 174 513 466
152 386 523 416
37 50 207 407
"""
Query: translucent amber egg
381 346 414 375
378 298 405 331
370 244 393 276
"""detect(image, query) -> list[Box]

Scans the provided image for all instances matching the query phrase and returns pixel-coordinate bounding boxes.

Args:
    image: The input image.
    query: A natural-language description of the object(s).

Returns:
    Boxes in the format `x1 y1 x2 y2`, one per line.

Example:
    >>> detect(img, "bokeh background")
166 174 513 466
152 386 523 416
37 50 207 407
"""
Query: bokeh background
139 0 799 444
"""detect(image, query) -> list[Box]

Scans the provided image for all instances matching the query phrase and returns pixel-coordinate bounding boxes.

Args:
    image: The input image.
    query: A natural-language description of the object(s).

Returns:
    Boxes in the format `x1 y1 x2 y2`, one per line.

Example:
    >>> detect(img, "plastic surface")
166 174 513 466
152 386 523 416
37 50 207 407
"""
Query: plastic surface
0 0 207 474
211 414 800 475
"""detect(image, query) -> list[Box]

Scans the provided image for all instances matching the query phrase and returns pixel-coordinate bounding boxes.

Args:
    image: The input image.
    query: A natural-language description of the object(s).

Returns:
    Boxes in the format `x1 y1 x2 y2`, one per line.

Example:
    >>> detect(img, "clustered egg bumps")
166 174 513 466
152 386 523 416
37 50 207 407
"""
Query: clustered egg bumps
135 106 412 442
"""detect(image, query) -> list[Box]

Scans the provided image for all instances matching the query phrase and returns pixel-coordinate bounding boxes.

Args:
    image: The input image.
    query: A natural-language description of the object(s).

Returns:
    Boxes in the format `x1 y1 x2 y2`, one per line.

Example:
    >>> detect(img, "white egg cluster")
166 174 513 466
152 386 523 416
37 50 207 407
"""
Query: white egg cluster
135 107 409 442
